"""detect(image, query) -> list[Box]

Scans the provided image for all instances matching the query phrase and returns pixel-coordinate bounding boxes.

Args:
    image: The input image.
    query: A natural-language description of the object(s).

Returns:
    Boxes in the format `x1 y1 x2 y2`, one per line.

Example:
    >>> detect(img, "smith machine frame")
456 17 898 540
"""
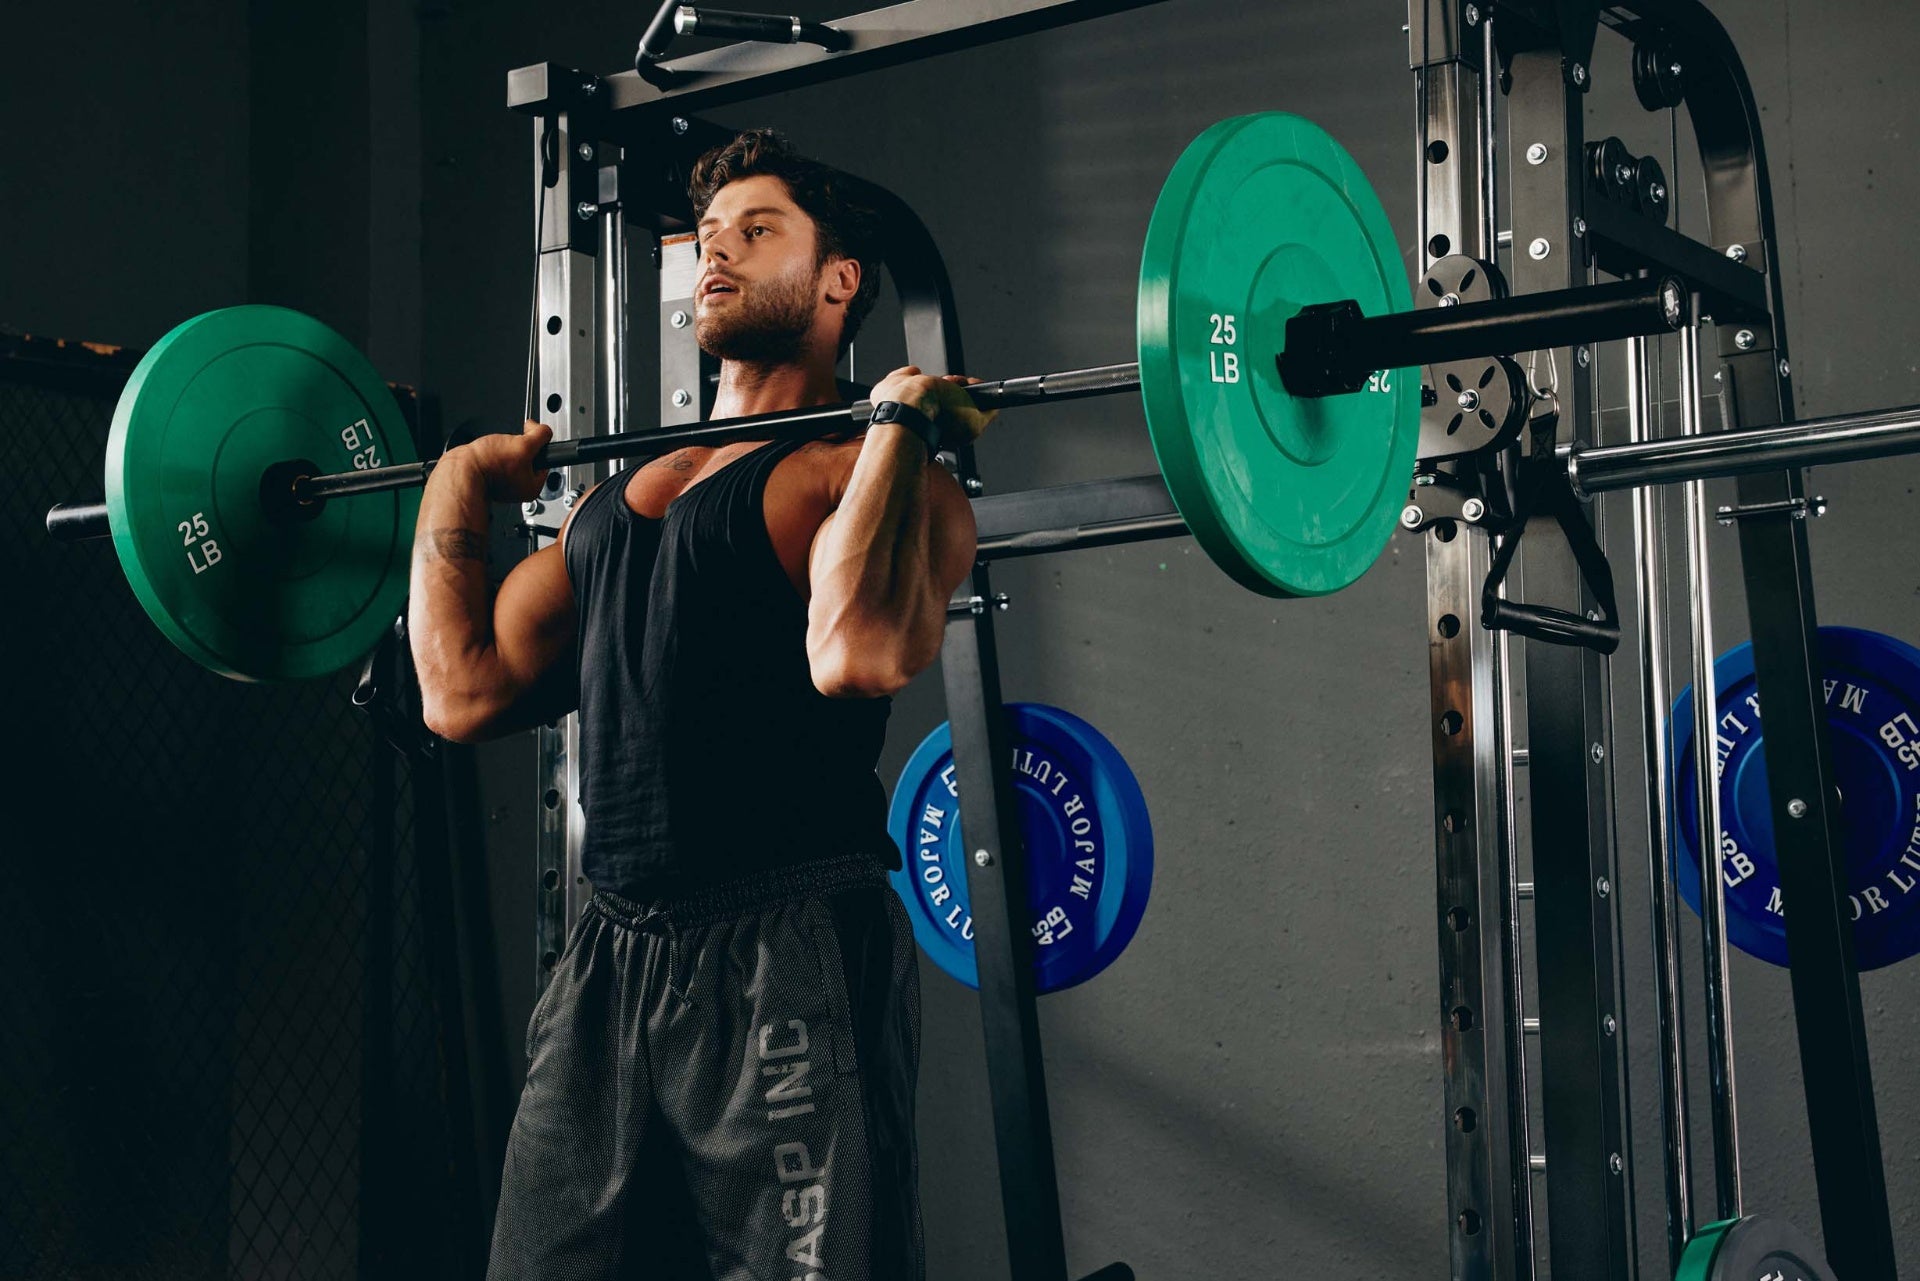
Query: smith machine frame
503 2 1901 1278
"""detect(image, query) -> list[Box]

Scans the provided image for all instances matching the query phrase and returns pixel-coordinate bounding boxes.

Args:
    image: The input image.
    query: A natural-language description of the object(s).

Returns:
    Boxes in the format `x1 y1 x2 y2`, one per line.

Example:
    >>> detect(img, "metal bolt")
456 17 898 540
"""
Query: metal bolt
1572 62 1588 85
1670 61 1684 78
1603 1014 1617 1036
1596 875 1611 897
1414 472 1437 487
580 79 599 96
1464 2 1480 24
1649 181 1667 203
1610 1153 1624 1175
1614 163 1634 188
671 388 692 407
671 116 689 135
1661 281 1684 327
563 487 583 509
521 499 544 517
1779 359 1792 378
1788 798 1808 818
1586 609 1602 622
1735 329 1756 351
575 201 598 221
964 476 984 496
974 849 992 867
576 143 594 161
1726 243 1748 262
1438 292 1459 307
1528 237 1551 260
1811 495 1828 518
1402 504 1426 529
1572 216 1588 237
1591 742 1606 764
669 310 689 329
1576 345 1591 368
1462 498 1487 523
1525 142 1548 166
1457 389 1480 411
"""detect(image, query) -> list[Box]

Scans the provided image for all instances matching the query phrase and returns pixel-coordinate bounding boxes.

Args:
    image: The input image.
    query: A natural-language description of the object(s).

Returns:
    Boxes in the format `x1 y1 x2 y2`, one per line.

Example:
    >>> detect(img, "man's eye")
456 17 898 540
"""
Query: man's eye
749 225 769 237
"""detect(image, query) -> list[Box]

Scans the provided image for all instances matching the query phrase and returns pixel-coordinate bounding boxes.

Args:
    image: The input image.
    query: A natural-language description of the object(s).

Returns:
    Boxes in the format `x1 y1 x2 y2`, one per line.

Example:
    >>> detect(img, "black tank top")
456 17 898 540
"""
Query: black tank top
564 436 897 898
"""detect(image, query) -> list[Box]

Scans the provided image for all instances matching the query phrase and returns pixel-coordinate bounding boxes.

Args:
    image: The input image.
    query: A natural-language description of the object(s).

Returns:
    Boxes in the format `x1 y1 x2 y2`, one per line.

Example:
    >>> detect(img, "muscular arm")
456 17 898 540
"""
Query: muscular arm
409 451 579 742
805 423 977 698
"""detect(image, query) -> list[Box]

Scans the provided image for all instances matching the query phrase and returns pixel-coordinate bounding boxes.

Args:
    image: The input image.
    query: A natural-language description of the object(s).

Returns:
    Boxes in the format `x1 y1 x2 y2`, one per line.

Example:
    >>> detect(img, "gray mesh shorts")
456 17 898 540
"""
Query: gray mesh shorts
486 854 923 1280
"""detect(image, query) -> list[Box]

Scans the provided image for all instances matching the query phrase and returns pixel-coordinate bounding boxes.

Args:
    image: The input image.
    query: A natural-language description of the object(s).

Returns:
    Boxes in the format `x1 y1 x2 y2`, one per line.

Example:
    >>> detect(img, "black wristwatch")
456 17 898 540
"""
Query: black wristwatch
869 399 942 459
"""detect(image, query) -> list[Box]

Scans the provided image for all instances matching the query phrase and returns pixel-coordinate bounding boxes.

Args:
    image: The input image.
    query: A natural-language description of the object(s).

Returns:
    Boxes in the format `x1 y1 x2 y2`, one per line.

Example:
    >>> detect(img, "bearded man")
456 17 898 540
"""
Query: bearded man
408 129 992 1280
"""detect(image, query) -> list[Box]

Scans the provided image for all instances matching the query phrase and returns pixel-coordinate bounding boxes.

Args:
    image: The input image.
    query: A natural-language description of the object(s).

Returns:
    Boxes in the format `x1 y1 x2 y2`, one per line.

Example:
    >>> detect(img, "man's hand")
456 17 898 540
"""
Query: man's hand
867 367 998 448
442 421 554 503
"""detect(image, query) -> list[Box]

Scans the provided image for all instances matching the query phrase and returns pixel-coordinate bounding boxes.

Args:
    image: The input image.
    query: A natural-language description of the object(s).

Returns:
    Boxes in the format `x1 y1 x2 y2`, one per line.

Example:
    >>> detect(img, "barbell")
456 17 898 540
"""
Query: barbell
47 113 1684 682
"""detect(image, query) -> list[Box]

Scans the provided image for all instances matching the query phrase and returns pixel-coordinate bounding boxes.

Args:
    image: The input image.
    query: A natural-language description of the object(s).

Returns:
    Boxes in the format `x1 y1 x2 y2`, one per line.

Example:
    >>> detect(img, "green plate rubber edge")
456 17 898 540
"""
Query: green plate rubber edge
1674 1217 1737 1281
104 305 419 682
1137 112 1421 598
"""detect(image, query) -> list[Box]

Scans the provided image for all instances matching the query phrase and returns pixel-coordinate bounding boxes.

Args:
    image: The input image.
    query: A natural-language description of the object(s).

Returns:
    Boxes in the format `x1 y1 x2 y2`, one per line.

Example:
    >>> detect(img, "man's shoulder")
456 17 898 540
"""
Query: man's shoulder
786 435 865 502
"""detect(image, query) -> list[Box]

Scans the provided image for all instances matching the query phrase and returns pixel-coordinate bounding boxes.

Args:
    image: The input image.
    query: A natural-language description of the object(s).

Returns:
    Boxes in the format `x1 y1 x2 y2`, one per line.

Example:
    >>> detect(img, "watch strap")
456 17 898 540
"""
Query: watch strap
870 399 941 458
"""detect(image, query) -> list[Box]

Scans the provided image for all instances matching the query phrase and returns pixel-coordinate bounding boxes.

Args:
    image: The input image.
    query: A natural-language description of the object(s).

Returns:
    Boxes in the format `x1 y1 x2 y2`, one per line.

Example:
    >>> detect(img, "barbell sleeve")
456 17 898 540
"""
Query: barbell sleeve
45 501 111 542
1279 275 1686 396
1360 275 1685 369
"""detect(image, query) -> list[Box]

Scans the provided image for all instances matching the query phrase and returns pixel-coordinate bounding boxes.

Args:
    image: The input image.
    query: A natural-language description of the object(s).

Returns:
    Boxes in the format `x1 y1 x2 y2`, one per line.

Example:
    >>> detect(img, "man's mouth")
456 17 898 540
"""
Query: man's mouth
699 277 740 299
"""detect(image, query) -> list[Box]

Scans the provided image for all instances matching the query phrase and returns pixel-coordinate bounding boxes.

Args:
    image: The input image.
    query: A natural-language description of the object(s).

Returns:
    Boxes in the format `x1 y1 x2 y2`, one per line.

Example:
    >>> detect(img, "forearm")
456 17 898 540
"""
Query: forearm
408 456 505 718
809 424 943 669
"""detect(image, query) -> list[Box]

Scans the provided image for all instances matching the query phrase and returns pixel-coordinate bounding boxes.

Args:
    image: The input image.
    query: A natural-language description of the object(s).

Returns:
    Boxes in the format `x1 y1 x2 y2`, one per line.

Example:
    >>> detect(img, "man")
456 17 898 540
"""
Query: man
408 129 992 1279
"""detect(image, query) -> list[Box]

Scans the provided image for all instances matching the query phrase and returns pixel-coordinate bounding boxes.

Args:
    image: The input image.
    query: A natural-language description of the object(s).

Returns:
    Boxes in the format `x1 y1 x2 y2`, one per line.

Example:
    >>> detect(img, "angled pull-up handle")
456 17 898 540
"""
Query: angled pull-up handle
635 3 850 78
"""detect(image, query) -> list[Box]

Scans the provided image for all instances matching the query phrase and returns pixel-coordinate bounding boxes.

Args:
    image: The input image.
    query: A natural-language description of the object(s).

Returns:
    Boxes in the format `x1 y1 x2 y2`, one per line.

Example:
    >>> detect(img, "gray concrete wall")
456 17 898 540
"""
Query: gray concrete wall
9 0 1919 1275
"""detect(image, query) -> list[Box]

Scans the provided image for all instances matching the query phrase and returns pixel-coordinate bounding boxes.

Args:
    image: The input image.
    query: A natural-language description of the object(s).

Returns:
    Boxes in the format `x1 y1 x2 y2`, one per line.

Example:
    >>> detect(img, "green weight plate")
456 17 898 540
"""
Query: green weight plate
1138 113 1421 597
105 306 418 682
1677 1216 1833 1281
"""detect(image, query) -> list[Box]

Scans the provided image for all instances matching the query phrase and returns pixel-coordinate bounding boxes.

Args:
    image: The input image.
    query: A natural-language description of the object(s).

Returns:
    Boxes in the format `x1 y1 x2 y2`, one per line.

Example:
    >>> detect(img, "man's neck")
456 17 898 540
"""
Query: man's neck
710 350 842 422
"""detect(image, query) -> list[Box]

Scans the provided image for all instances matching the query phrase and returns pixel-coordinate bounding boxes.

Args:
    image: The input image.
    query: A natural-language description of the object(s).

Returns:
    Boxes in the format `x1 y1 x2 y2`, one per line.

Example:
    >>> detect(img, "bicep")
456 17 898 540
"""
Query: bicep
489 540 578 712
927 465 978 597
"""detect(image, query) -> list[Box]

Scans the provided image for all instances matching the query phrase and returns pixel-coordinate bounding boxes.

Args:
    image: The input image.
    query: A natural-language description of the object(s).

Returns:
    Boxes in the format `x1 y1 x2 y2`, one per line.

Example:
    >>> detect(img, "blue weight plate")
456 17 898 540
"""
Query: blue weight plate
888 703 1154 993
1671 627 1920 970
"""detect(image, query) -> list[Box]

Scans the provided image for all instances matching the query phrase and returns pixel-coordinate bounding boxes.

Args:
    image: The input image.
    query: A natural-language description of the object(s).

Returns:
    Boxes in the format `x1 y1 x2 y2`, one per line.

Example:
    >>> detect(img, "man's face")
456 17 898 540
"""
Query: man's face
694 174 829 363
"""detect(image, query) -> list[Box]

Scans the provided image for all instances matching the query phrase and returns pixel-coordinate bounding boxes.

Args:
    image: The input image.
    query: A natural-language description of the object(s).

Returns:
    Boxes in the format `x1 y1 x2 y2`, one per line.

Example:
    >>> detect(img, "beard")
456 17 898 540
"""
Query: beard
695 260 821 364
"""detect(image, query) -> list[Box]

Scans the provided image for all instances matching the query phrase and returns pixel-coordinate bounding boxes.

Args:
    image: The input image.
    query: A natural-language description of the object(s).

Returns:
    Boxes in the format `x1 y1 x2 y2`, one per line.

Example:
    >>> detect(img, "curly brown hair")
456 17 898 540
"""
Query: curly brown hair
688 129 887 355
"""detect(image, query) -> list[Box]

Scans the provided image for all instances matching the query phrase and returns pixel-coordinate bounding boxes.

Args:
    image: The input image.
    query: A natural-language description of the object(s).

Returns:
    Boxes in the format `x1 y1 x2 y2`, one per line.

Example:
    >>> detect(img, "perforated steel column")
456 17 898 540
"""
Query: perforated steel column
532 112 598 989
1410 5 1528 1277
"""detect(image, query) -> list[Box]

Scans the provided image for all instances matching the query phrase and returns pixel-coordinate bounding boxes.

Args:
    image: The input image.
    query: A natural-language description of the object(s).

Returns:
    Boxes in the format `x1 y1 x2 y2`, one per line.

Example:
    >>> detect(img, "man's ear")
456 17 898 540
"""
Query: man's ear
821 255 861 306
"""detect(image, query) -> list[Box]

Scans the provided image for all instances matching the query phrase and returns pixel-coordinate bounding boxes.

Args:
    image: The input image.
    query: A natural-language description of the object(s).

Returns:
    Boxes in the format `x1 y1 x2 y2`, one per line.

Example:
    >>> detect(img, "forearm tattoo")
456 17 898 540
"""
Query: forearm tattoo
424 528 488 563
